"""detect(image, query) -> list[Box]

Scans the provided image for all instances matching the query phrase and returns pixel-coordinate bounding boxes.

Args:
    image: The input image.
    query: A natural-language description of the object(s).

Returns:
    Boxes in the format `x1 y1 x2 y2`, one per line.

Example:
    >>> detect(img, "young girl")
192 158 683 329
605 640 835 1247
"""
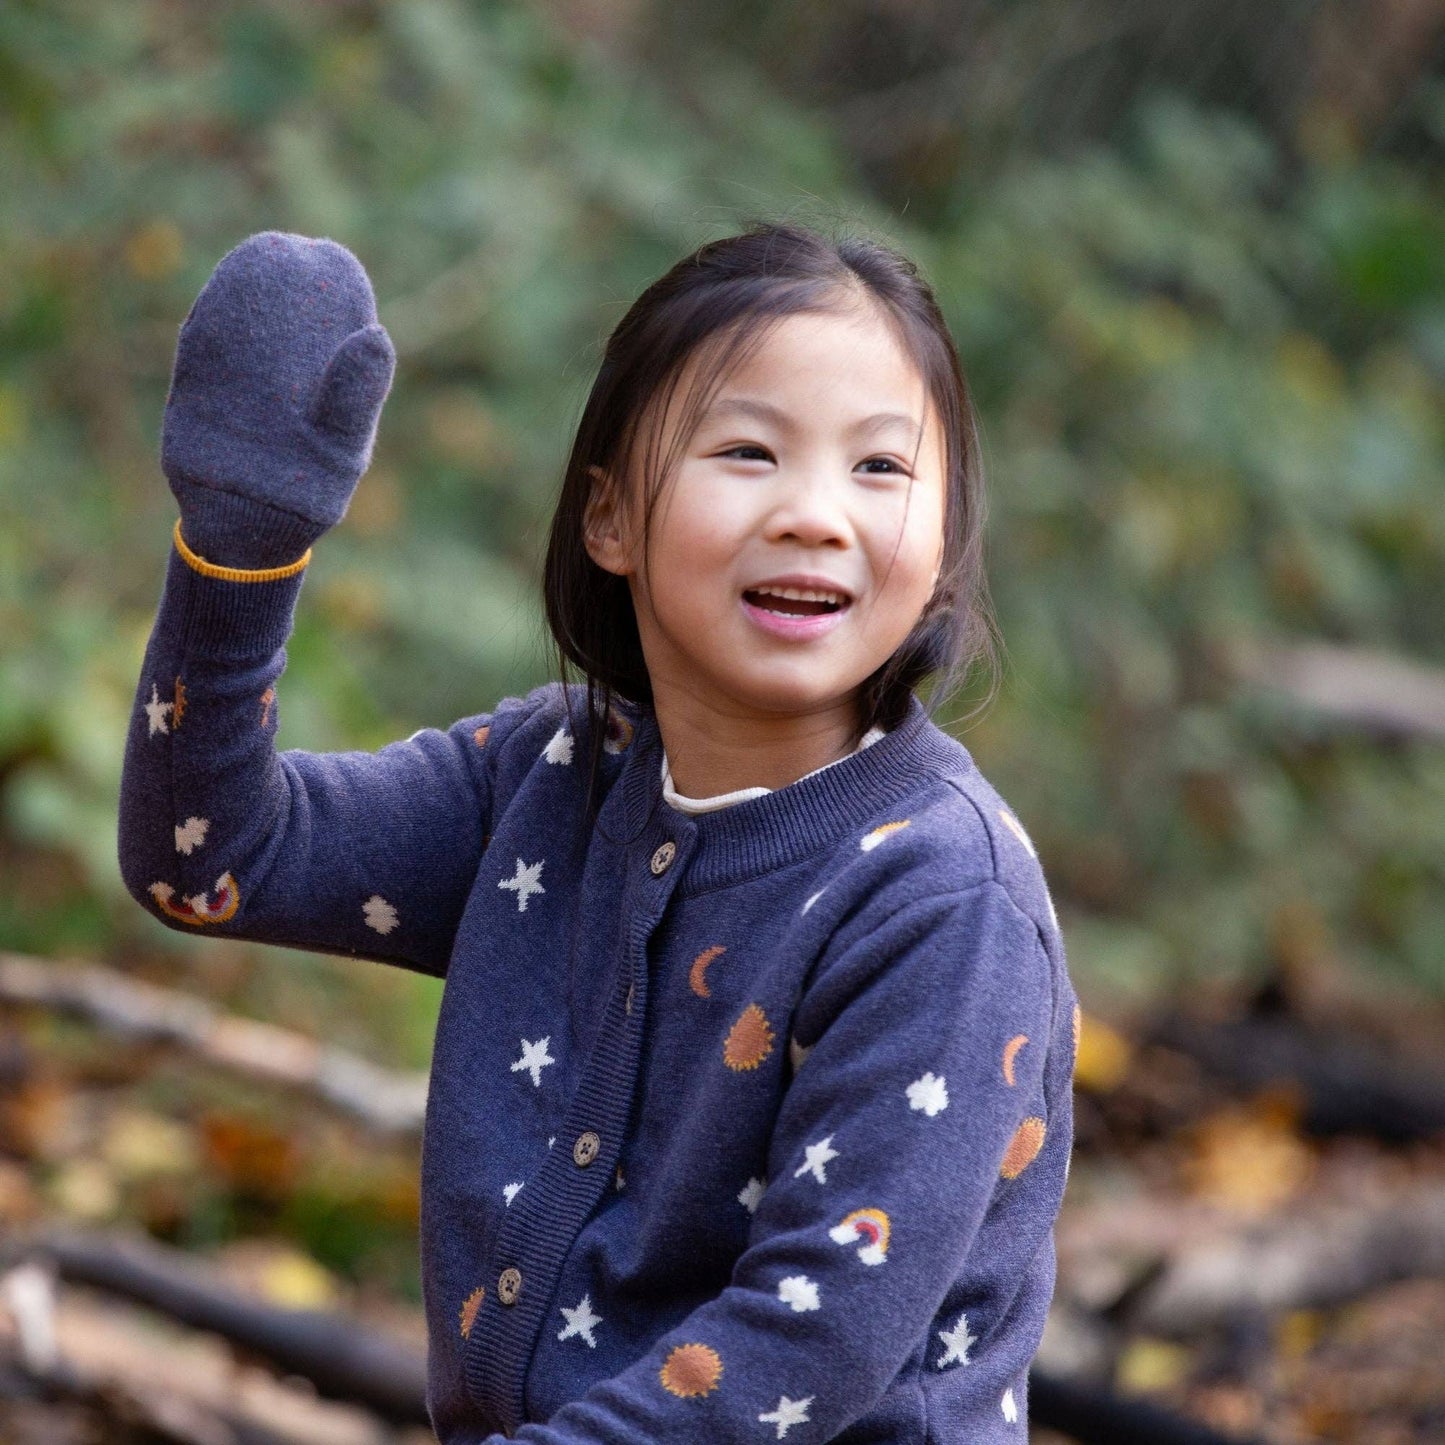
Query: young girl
119 222 1078 1443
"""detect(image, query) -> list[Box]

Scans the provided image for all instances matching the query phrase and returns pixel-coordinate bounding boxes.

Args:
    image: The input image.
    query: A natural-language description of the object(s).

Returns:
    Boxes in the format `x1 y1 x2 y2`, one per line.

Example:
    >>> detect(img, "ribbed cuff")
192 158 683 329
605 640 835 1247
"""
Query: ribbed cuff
173 484 326 572
165 526 310 660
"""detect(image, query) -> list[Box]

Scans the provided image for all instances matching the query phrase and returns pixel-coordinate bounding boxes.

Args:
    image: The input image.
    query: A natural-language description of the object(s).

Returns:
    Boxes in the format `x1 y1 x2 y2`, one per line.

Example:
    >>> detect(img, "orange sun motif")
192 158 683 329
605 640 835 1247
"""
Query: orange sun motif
1001 1034 1029 1086
148 873 240 926
474 724 491 748
722 1003 774 1071
259 686 275 729
659 1343 722 1398
172 676 188 729
1001 1117 1046 1178
459 1285 485 1338
689 945 727 998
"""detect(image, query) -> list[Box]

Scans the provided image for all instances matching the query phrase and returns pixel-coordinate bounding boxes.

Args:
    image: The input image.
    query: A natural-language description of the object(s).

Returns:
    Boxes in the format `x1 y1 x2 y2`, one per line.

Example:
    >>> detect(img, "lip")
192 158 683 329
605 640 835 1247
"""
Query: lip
739 578 853 641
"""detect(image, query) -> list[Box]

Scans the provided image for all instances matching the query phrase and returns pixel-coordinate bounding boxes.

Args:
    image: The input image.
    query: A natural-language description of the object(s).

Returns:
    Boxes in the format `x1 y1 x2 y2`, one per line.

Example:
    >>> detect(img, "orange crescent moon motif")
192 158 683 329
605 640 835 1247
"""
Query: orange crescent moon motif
1001 1034 1029 1086
688 945 727 998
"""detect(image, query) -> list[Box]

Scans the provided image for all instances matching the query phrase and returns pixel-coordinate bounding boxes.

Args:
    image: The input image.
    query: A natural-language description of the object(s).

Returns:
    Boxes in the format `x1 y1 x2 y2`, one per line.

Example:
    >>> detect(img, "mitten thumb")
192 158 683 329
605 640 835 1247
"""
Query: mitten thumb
310 322 397 461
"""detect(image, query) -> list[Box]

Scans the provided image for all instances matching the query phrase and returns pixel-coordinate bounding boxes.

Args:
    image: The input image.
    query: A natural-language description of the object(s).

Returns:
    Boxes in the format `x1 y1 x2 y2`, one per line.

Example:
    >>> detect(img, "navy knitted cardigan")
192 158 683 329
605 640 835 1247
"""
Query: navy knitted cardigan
118 524 1079 1444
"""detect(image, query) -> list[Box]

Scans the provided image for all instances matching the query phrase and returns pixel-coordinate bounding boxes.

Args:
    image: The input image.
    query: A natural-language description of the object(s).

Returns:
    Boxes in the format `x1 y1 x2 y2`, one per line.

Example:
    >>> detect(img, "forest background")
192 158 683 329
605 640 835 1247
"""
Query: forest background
0 1 1442 1441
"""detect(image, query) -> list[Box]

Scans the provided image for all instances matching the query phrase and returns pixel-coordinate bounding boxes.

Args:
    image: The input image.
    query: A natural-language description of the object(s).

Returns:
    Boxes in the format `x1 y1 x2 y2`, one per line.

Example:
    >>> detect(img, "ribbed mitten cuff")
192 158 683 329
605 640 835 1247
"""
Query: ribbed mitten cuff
172 483 328 571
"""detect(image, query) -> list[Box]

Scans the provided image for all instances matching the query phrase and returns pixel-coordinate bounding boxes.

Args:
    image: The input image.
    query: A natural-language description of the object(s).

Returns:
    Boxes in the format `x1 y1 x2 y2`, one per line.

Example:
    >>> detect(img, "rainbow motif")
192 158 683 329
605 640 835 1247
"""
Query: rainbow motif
828 1206 891 1266
148 872 240 926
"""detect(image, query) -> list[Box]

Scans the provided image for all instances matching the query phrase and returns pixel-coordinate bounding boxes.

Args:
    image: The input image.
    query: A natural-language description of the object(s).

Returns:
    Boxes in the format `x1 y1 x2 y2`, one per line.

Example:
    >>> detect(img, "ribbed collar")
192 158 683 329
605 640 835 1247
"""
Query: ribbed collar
618 693 974 894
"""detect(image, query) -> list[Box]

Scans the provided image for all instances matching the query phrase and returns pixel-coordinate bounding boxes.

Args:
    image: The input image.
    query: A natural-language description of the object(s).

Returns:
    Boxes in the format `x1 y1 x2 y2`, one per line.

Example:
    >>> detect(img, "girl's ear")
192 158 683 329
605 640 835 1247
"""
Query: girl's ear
583 464 634 577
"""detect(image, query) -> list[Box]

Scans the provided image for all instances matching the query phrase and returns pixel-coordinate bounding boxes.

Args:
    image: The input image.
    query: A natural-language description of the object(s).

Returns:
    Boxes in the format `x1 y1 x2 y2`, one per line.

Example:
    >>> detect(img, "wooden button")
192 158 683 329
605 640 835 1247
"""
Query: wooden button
497 1267 522 1306
650 841 676 875
573 1131 601 1167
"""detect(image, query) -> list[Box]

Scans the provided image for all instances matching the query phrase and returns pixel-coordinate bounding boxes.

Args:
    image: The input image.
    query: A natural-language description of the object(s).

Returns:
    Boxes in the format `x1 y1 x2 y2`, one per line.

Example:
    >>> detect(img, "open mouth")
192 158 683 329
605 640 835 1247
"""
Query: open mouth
741 589 849 617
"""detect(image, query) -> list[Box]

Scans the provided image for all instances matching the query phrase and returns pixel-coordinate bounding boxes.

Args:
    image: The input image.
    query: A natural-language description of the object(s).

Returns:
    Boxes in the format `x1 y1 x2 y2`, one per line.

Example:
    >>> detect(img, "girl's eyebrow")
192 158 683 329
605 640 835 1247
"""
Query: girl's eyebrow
704 395 922 443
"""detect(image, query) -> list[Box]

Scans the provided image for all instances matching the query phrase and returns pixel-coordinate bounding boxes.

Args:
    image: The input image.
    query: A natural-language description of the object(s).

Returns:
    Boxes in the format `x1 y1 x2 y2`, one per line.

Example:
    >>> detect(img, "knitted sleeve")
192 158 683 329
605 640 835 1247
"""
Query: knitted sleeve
492 879 1069 1444
117 524 535 978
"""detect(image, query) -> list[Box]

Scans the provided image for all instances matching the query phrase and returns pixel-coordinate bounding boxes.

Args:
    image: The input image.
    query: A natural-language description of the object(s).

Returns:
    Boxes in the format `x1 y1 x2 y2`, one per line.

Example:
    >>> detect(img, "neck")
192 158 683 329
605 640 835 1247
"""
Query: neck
650 685 866 798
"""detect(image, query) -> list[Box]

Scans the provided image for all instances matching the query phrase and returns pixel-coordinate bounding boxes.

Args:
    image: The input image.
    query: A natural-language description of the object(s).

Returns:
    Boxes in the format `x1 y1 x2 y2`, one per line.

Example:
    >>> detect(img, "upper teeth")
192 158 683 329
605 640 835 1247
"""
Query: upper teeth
755 586 846 604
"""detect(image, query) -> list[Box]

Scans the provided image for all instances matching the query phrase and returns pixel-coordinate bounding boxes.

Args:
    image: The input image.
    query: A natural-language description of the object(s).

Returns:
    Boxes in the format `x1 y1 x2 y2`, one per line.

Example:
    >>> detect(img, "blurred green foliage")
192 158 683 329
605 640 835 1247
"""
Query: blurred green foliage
1 0 1442 1055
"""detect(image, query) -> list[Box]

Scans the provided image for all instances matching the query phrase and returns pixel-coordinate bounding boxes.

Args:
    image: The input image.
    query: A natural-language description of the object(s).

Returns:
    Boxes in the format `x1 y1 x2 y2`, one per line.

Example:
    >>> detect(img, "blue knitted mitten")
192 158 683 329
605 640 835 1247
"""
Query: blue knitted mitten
162 230 397 569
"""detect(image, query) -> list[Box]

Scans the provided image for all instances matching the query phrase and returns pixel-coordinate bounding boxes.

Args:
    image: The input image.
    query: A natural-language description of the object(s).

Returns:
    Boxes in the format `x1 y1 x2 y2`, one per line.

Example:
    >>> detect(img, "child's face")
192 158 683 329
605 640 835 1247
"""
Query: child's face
586 301 947 731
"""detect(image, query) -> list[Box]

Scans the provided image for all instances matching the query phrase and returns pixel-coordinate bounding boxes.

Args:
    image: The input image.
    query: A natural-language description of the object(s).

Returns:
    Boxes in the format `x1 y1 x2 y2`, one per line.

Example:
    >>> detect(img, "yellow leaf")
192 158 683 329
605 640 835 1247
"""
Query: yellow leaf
1115 1336 1194 1395
1181 1087 1315 1213
1074 1010 1132 1092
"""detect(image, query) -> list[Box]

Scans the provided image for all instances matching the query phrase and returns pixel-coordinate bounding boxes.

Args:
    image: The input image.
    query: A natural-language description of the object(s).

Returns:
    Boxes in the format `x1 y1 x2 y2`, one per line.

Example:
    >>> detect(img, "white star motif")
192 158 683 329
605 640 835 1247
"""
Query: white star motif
758 1395 813 1438
793 1136 839 1185
737 1177 766 1213
777 1275 820 1312
789 1037 812 1073
502 1182 524 1206
543 727 574 765
548 1136 556 1149
557 1293 602 1348
510 1036 556 1087
937 1311 978 1368
174 817 209 855
498 857 545 912
614 1164 625 1191
363 895 399 935
143 683 174 736
907 1071 949 1117
1001 1386 1018 1423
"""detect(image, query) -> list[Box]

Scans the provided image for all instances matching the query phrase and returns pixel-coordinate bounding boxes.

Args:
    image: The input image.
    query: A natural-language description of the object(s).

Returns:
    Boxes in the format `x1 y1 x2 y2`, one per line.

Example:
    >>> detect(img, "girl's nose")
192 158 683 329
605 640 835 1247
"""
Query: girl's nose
765 468 851 546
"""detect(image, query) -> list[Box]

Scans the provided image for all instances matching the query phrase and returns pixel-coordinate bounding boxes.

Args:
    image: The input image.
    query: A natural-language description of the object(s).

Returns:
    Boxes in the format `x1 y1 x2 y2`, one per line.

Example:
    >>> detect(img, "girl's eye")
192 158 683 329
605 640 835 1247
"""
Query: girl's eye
718 446 909 475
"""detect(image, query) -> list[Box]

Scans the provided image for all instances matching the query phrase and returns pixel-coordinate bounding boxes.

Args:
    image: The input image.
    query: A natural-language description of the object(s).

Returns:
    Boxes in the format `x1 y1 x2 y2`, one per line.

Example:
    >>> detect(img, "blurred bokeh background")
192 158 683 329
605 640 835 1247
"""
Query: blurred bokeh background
1 1 1443 1441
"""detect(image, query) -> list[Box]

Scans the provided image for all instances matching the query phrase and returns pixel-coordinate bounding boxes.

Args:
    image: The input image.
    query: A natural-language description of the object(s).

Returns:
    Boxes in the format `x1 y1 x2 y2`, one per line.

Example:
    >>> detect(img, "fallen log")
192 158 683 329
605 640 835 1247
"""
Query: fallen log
0 1226 429 1427
0 953 427 1139
1029 1367 1266 1445
1129 1182 1445 1336
1145 1010 1445 1142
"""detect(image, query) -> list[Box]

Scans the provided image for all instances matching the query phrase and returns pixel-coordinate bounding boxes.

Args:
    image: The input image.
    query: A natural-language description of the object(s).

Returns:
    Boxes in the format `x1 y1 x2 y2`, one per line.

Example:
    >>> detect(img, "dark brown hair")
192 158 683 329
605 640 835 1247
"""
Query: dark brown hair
542 218 1000 817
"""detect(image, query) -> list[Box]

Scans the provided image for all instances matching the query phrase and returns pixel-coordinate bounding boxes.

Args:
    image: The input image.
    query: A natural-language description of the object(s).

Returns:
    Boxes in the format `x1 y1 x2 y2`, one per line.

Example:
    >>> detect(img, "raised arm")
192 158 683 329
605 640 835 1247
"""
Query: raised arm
118 232 516 976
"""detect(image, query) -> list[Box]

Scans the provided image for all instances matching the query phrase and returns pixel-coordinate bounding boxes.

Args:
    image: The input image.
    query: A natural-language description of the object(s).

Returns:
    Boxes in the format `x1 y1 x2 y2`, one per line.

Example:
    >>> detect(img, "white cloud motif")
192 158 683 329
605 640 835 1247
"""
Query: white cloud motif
907 1071 949 1117
502 1182 524 1206
543 727 574 765
1001 1387 1018 1423
174 817 209 855
777 1275 820 1312
363 895 399 935
737 1177 766 1213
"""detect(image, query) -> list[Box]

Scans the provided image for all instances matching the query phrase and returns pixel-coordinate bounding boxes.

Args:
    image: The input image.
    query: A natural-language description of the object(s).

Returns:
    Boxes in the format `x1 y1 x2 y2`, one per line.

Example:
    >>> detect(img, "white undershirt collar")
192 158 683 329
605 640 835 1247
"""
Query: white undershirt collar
660 725 888 815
